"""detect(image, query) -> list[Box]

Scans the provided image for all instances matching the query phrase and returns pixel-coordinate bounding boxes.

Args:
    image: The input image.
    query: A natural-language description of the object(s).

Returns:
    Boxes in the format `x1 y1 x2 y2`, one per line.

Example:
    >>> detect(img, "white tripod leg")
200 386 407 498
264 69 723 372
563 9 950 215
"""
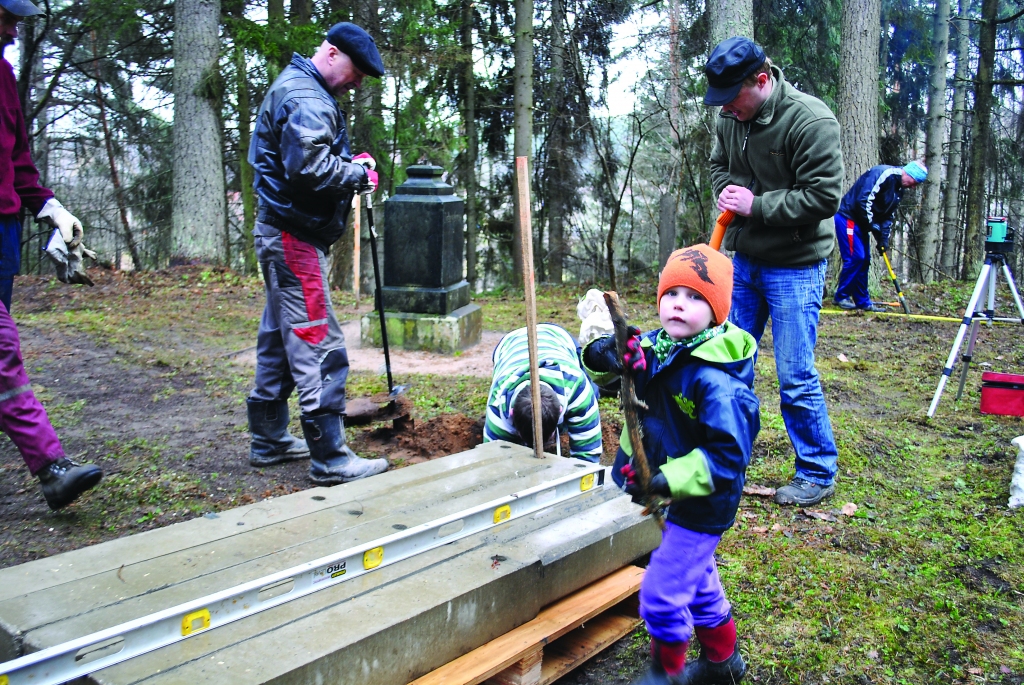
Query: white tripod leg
928 262 991 417
955 264 996 399
1000 261 1024 322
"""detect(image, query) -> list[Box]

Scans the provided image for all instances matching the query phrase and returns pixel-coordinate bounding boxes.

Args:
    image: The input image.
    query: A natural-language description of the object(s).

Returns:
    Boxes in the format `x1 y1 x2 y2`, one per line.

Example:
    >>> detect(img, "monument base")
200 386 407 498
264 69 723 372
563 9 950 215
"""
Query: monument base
361 304 482 355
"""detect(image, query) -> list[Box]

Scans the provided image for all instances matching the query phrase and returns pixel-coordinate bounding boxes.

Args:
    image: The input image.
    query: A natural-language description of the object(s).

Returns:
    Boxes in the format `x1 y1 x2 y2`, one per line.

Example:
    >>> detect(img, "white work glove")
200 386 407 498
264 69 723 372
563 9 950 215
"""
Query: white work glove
43 230 96 286
36 198 83 248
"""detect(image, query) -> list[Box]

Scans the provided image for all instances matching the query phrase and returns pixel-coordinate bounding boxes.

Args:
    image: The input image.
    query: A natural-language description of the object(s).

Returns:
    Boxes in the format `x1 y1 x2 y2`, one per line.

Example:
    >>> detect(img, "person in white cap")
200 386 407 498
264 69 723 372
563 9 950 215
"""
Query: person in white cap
832 161 927 312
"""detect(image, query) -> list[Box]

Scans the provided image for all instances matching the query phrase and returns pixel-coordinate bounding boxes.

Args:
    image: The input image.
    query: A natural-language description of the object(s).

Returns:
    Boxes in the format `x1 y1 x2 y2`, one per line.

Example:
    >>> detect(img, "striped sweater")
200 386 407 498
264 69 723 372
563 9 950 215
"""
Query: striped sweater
485 324 603 462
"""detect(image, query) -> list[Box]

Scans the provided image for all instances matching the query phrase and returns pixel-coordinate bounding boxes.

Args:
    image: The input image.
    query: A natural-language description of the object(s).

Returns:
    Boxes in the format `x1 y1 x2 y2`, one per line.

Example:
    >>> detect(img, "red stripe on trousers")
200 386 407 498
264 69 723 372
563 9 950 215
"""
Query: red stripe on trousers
281 232 328 345
846 218 855 254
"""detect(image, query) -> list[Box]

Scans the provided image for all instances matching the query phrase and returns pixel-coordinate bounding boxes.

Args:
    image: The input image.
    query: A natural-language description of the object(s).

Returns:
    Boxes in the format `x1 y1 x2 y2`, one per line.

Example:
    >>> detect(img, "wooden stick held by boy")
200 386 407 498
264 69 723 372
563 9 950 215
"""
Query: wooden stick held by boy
603 291 666 529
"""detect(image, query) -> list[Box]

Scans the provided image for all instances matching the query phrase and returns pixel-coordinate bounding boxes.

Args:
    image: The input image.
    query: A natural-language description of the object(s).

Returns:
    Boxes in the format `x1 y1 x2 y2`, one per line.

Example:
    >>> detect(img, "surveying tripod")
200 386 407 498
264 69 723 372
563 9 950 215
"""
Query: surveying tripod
927 247 1024 417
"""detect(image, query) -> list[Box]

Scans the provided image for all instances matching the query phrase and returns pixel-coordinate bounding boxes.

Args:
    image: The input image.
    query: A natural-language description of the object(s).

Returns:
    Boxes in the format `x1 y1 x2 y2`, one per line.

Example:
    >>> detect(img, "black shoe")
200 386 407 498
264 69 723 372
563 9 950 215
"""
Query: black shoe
678 648 747 684
37 458 103 511
834 298 856 310
301 413 388 485
248 399 310 467
774 477 835 506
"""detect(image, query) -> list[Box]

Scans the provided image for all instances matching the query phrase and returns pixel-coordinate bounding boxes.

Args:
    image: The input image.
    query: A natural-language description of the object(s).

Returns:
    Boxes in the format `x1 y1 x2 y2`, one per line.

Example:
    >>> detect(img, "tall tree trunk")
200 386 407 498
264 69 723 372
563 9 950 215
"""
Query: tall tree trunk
172 0 227 262
546 0 567 284
235 44 257 274
460 0 479 287
512 0 534 287
291 0 312 23
940 2 969 276
268 0 287 80
92 32 142 271
962 0 996 278
915 0 951 282
659 193 677 268
837 0 881 181
708 0 753 45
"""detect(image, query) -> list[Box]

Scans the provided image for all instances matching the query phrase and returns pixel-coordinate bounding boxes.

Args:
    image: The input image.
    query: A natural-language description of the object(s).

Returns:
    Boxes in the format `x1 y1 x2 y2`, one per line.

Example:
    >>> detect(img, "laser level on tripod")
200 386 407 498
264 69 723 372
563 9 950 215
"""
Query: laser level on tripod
927 216 1024 417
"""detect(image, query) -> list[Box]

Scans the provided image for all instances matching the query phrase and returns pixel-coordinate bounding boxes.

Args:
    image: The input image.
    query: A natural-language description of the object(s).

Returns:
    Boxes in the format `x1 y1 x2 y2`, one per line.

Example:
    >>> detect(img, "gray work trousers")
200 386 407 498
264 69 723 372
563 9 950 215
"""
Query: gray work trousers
249 224 349 416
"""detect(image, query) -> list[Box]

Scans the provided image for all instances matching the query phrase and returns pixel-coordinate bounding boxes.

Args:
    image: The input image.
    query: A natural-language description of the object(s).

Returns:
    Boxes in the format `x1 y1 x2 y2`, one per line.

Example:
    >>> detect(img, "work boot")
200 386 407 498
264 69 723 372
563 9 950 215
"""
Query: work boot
631 639 689 685
248 399 309 467
860 303 889 313
834 297 856 310
774 477 835 506
679 617 746 684
301 413 388 485
37 458 103 511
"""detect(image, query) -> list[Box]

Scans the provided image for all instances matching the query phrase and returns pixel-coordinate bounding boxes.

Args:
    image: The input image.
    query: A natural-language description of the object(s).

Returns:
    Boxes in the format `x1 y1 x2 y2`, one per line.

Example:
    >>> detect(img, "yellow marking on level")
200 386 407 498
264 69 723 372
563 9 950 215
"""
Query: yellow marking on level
181 608 210 636
493 505 512 524
363 547 384 569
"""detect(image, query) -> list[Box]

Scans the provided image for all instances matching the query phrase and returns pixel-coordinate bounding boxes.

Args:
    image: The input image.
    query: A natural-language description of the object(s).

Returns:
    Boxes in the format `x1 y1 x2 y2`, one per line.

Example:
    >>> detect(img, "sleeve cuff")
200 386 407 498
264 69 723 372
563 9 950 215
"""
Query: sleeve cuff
751 196 764 224
660 447 715 500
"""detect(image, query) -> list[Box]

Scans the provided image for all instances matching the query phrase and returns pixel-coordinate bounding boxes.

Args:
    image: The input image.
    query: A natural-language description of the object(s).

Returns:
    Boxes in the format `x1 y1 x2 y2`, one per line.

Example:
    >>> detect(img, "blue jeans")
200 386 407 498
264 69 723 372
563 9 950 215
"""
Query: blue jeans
729 253 838 486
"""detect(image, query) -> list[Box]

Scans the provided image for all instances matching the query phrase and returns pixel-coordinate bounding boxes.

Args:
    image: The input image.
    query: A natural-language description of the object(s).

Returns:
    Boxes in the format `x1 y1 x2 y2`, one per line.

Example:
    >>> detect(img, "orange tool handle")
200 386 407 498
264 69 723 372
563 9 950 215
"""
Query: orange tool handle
710 210 735 251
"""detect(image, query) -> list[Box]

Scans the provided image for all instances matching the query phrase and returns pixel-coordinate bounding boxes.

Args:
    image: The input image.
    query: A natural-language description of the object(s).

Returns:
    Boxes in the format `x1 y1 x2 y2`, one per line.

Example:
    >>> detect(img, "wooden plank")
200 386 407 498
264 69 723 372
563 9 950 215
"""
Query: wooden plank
486 648 543 685
409 565 644 685
537 612 642 685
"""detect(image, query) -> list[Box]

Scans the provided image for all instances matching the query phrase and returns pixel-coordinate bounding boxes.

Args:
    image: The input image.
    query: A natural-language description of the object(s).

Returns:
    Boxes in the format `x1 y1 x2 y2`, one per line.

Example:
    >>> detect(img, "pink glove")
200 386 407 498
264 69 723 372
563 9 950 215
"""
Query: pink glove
622 326 646 372
363 168 379 193
352 152 376 169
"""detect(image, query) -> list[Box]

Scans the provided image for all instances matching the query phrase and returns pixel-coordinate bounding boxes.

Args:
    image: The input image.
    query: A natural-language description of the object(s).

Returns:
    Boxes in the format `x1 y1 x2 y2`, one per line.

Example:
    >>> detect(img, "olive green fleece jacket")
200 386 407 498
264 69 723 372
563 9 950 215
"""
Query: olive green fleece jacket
710 66 844 266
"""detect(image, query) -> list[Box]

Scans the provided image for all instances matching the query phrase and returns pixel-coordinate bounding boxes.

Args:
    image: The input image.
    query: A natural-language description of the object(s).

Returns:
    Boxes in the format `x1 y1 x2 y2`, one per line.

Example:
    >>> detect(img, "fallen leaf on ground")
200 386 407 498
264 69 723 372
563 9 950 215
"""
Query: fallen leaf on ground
838 353 850 363
867 650 879 659
743 484 776 497
968 668 982 675
741 511 758 519
802 509 837 522
750 526 768 534
1001 666 1012 674
841 502 858 516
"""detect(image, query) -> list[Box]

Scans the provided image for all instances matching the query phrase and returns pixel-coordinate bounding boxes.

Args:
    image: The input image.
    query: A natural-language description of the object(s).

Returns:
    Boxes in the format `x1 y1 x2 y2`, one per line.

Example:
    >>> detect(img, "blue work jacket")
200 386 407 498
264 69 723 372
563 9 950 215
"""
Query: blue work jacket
837 165 906 234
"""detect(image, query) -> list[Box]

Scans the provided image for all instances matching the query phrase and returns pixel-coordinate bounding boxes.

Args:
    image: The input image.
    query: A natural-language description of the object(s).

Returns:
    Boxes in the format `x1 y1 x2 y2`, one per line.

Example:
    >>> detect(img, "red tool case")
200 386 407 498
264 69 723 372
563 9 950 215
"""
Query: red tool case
980 372 1024 416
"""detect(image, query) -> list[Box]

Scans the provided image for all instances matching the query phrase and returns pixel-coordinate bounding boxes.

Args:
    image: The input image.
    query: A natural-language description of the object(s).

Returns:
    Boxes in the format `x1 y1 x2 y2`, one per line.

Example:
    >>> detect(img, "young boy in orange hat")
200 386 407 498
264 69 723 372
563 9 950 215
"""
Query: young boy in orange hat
583 244 760 684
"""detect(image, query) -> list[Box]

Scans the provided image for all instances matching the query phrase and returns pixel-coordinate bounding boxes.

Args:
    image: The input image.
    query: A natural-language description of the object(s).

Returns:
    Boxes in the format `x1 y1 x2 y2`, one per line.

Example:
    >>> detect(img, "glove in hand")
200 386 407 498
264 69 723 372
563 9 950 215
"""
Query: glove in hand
37 198 84 248
620 464 670 504
584 327 644 374
43 229 95 286
353 153 378 193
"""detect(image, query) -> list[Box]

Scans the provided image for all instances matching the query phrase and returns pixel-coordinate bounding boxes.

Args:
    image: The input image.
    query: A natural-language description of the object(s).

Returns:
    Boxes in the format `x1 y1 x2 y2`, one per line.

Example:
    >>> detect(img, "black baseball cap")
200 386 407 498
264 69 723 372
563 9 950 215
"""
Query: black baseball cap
0 0 43 16
704 36 767 106
326 22 385 78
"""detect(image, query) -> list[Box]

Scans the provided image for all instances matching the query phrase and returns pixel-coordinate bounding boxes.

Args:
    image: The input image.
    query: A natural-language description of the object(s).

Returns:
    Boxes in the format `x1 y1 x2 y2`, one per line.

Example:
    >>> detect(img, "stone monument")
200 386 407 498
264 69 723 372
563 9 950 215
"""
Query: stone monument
361 165 482 354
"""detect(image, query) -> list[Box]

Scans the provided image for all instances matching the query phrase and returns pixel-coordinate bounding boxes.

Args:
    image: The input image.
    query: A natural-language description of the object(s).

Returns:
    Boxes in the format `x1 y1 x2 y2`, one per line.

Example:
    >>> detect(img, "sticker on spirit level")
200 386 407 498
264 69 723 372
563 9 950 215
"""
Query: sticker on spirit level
312 561 347 585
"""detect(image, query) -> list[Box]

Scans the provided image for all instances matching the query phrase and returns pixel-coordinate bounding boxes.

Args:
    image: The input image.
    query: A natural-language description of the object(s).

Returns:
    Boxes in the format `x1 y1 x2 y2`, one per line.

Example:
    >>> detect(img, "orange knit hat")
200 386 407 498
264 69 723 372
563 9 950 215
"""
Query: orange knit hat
658 244 733 324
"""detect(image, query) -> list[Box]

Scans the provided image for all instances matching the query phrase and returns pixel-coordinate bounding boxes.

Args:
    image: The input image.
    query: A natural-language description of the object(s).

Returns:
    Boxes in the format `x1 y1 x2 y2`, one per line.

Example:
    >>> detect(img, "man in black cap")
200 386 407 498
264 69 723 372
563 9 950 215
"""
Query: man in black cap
706 36 844 513
247 22 389 485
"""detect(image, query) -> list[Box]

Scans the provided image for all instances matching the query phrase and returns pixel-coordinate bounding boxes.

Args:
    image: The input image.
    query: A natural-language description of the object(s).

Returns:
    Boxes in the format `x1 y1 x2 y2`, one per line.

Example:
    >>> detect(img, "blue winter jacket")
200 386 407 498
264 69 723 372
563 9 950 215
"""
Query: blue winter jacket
590 323 760 535
249 54 369 253
837 165 906 238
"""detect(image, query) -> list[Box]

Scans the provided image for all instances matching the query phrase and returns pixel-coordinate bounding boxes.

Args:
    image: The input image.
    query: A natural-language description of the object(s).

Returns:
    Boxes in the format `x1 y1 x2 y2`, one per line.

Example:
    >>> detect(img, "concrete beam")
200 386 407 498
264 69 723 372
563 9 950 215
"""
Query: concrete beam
0 442 659 684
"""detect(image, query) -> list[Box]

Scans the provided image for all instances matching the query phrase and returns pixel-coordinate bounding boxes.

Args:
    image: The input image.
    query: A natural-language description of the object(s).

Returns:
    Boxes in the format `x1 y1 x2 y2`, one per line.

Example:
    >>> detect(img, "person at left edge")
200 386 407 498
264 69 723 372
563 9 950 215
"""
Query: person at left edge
0 0 102 510
248 22 388 485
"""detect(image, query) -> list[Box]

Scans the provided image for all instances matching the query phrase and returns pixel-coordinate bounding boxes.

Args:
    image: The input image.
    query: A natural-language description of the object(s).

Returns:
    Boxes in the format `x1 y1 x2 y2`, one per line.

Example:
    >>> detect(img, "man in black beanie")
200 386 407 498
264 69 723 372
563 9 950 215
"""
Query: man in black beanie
246 23 389 485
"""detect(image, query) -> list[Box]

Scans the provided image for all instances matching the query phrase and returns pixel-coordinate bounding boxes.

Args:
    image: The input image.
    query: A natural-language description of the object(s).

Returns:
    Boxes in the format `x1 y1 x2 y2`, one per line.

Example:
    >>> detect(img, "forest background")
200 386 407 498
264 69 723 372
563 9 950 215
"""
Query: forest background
11 0 1024 293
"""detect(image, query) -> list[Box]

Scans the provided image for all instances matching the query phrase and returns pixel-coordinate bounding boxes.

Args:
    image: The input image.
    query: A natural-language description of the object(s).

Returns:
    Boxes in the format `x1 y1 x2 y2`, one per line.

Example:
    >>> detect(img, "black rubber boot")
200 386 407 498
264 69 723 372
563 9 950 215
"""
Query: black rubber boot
301 413 388 485
678 648 747 685
248 399 310 467
37 458 103 511
631 639 689 685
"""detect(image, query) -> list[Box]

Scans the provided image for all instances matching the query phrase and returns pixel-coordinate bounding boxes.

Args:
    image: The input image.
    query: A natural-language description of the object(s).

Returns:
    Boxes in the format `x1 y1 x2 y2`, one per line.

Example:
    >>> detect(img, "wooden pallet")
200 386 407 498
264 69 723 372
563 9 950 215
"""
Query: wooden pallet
409 565 644 685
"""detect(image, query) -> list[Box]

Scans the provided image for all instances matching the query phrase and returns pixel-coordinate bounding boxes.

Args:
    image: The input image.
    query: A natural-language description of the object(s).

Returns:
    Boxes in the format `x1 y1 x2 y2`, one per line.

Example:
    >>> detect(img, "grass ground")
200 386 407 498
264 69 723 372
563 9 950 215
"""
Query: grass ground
1 265 1022 684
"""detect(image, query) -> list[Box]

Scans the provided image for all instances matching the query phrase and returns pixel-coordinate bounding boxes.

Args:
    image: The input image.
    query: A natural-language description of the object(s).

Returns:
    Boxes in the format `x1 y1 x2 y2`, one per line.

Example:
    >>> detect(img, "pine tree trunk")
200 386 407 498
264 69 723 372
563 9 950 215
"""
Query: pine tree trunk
172 0 227 262
460 0 479 287
837 0 881 181
708 0 753 45
659 193 677 268
962 0 997 279
512 0 534 287
268 0 287 80
236 44 257 274
350 0 382 295
940 4 969 277
546 0 567 284
915 0 950 282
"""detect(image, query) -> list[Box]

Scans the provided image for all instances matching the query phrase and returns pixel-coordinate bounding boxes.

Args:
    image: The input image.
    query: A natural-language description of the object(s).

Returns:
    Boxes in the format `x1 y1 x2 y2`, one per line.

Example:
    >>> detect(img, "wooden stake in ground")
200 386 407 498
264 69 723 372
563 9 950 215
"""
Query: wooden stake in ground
604 291 665 529
516 155 545 459
353 194 361 306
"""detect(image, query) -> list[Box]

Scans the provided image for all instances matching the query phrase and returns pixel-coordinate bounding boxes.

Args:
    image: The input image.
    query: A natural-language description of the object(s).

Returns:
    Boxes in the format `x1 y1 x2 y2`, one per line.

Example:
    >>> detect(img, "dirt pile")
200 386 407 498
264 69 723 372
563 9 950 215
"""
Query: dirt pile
354 414 485 465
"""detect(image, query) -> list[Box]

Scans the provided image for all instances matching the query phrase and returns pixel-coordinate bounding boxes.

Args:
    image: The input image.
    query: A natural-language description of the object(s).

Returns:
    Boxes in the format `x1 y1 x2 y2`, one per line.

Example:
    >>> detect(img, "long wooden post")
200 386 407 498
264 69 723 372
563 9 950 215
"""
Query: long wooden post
353 194 361 306
516 156 544 458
